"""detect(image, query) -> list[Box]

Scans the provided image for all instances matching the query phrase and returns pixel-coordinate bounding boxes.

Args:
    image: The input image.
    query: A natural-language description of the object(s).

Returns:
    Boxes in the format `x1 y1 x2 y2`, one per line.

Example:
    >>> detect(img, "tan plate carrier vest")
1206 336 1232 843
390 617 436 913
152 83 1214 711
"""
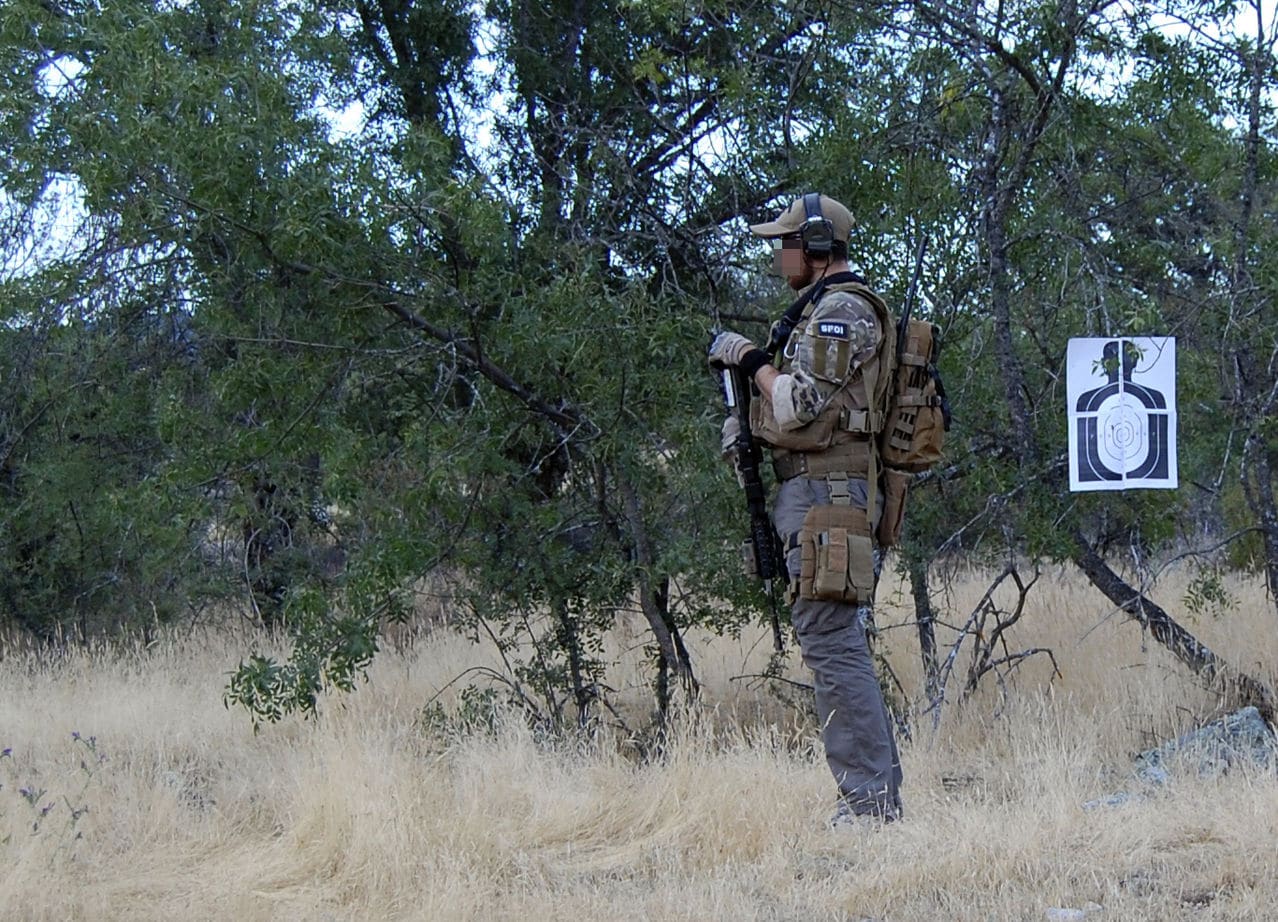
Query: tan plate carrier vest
750 280 897 484
749 281 897 606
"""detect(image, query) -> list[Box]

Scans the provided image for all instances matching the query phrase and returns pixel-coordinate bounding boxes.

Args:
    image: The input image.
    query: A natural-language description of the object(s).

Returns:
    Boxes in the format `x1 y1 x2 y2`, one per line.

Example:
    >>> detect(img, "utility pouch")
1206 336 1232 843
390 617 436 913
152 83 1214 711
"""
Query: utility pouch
794 504 876 605
877 468 912 548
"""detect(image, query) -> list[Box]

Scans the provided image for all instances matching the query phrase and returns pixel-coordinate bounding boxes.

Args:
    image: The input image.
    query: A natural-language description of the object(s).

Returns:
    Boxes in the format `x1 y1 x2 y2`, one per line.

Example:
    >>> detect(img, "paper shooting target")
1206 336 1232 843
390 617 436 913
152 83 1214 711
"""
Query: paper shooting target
1095 395 1150 473
1067 338 1177 491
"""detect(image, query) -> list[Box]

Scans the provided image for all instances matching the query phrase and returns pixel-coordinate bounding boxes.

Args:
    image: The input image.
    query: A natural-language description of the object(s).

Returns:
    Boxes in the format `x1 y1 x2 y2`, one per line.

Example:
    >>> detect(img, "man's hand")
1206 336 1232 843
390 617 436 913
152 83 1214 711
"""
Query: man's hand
720 415 741 461
721 415 748 488
708 331 770 375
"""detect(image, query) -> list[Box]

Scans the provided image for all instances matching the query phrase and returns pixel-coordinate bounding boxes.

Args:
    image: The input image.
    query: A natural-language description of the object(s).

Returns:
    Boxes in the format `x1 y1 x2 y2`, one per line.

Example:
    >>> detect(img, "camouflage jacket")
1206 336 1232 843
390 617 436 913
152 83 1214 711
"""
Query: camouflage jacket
750 280 894 461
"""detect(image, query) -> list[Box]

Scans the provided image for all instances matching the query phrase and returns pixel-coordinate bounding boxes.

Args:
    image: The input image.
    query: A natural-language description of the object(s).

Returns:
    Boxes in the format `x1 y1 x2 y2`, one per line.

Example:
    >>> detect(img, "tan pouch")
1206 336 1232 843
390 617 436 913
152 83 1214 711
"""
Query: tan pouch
876 468 912 547
794 504 876 605
880 319 947 472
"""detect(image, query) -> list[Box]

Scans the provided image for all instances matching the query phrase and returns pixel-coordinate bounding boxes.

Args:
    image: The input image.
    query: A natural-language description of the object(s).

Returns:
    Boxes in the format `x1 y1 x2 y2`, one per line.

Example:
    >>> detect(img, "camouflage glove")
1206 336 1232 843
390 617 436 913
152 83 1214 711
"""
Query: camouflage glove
708 331 770 376
720 415 741 462
721 415 748 488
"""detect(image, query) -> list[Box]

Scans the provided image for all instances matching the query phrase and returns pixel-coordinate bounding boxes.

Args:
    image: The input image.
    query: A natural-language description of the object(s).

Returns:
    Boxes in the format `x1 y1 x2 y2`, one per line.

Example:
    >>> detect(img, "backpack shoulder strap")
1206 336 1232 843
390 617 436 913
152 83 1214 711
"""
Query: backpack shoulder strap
764 271 867 359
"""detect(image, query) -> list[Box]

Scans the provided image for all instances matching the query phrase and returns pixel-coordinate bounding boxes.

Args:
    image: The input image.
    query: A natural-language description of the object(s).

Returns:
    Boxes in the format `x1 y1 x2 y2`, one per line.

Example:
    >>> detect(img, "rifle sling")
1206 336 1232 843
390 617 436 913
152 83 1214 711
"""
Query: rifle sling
764 270 868 359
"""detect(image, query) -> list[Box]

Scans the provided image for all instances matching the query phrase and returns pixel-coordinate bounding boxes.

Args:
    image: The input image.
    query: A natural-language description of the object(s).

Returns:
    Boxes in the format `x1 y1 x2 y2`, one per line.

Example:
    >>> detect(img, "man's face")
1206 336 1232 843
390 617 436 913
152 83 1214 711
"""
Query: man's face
771 235 813 289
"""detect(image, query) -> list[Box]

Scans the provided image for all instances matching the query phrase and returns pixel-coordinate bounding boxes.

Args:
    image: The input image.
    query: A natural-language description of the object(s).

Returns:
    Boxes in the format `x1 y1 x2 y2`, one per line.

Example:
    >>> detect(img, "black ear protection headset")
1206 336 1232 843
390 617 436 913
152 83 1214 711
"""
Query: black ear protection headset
798 192 834 258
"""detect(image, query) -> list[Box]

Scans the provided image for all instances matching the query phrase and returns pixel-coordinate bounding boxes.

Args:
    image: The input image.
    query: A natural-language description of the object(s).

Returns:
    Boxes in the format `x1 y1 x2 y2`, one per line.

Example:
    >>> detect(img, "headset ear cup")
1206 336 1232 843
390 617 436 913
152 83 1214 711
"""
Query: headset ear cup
801 221 833 256
800 192 834 257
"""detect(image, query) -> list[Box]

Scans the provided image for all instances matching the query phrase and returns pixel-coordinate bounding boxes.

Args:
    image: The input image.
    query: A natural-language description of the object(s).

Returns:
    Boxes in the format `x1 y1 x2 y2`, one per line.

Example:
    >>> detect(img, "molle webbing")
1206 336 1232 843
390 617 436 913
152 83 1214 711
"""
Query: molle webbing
883 343 929 454
772 441 872 481
879 317 947 471
752 279 895 462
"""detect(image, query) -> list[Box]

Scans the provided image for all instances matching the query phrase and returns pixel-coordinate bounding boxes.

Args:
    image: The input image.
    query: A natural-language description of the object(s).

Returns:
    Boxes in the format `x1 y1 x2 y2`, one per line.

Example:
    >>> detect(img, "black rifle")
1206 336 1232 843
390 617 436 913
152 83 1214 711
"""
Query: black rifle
719 363 786 652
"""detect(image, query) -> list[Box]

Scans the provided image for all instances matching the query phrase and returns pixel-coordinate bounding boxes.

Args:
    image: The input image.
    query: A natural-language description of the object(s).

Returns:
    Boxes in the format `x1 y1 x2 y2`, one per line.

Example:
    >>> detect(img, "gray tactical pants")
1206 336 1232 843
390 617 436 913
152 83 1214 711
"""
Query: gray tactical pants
773 475 903 818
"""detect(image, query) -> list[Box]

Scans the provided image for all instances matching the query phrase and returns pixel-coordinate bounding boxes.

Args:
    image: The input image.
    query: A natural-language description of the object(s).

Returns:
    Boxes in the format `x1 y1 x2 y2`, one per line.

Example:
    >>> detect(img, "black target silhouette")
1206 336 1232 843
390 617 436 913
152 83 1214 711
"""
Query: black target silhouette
1075 340 1169 482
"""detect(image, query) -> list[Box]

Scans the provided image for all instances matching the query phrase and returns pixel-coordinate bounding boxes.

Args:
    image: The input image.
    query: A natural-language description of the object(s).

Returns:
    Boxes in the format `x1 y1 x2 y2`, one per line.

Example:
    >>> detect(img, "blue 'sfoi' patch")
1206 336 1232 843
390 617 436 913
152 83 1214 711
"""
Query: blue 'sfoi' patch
816 321 849 340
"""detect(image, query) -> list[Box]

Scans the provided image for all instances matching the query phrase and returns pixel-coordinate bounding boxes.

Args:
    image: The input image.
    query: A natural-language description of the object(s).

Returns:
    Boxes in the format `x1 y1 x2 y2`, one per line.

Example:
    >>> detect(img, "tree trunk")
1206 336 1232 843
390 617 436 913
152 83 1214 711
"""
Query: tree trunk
1071 530 1276 723
982 82 1035 463
552 597 592 726
910 559 941 703
619 474 697 713
1231 7 1278 612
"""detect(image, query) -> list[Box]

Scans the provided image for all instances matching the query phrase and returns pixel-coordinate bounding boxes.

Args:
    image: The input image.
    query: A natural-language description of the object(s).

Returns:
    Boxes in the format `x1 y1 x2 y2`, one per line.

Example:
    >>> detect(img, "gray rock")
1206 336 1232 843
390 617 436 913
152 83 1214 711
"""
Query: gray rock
161 768 216 811
1084 707 1275 810
1133 706 1276 783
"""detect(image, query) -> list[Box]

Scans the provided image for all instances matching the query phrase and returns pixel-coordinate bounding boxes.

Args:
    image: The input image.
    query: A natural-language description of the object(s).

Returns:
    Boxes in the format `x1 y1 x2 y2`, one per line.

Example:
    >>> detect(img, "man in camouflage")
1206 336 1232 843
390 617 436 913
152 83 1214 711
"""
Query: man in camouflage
709 194 903 826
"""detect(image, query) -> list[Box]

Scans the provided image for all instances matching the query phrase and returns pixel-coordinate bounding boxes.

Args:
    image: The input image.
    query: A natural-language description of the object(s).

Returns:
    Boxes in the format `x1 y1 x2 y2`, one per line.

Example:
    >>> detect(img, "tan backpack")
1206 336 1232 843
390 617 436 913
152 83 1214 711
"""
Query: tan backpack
876 317 949 545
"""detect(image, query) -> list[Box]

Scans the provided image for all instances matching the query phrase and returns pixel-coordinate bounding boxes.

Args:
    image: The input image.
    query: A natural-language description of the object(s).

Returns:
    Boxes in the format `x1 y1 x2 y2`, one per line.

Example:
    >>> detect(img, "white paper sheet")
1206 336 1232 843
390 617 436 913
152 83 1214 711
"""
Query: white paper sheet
1067 337 1177 491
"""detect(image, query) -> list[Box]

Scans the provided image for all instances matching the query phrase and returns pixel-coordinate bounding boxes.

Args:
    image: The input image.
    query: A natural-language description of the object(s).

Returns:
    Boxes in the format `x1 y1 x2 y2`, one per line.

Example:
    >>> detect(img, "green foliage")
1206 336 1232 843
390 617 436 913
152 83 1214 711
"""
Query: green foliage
3 0 1277 727
419 684 506 740
224 599 380 727
1183 565 1238 620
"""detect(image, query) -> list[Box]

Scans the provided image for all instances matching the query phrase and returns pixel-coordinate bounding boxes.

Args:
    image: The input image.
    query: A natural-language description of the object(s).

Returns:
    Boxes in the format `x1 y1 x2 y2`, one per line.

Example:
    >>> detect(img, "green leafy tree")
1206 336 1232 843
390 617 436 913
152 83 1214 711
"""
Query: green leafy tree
3 0 1276 728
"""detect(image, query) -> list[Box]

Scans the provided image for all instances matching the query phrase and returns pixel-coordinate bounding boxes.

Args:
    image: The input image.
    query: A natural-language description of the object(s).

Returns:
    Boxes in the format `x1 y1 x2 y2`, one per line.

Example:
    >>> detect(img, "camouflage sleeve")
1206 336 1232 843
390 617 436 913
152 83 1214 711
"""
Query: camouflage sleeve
771 290 881 432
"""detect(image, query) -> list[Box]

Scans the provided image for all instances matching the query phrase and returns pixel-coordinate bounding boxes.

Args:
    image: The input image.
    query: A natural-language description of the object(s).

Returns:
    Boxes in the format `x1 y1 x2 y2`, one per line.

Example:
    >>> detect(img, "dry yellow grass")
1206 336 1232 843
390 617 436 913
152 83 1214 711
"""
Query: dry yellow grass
2 566 1277 921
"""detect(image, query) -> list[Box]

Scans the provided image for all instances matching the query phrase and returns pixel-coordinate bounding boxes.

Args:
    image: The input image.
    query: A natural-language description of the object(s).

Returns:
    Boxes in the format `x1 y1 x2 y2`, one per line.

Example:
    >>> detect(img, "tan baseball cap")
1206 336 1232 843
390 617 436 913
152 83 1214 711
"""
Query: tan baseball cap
748 194 854 242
